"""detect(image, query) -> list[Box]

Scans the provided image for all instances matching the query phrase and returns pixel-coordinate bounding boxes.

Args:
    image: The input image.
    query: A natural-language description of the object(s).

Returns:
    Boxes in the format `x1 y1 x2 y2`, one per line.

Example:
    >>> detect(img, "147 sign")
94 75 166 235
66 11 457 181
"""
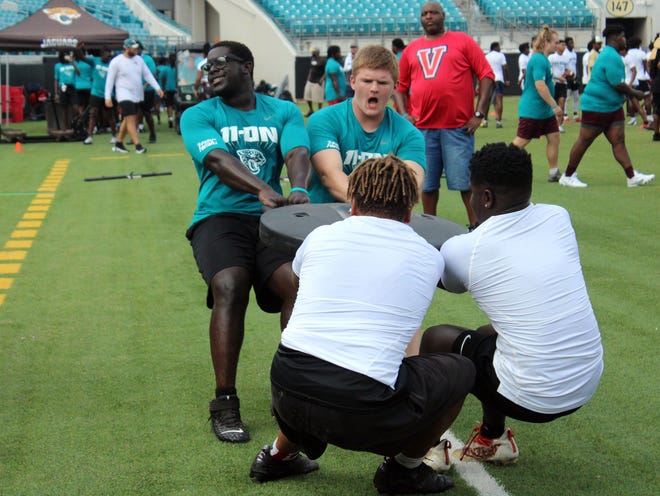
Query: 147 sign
606 0 634 17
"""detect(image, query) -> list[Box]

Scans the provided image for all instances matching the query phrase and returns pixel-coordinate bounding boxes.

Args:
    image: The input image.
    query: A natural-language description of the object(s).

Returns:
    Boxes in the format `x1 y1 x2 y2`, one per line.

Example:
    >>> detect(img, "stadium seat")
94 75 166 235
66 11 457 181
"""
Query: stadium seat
254 0 467 38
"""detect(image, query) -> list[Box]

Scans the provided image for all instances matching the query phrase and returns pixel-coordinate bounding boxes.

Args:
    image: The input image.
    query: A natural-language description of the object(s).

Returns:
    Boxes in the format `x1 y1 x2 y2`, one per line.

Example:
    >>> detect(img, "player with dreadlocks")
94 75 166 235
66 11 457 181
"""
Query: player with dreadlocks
348 154 419 220
249 154 476 494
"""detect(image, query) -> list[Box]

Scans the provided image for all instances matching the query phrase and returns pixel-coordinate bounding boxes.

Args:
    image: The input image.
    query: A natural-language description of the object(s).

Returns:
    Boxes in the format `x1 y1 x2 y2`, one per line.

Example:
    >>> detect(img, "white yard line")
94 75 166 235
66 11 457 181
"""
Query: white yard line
446 430 512 496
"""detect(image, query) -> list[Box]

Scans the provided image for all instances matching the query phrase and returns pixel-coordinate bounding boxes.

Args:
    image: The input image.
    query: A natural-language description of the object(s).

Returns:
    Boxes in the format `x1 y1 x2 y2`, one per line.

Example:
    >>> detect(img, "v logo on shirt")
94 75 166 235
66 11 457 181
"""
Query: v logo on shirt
416 46 448 79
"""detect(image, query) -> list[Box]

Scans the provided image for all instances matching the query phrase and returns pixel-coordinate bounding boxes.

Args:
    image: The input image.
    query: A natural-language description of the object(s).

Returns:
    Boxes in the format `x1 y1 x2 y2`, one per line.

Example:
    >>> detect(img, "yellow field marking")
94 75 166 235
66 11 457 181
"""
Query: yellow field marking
0 263 21 274
0 159 69 307
23 212 46 219
11 230 37 238
5 240 32 249
16 221 41 228
0 251 26 261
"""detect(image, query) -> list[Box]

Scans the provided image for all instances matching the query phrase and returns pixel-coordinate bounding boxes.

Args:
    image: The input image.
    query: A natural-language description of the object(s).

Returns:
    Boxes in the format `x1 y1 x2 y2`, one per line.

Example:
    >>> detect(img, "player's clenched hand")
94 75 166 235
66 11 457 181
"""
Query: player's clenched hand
287 191 310 205
258 187 287 208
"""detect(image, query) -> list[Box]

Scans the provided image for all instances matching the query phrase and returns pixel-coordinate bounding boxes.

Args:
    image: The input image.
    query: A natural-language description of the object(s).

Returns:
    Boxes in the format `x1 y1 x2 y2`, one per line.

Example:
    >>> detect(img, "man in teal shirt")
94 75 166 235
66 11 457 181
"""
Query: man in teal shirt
560 24 655 188
160 53 177 128
137 42 158 143
324 45 346 105
54 51 78 129
73 47 93 115
181 41 311 445
83 48 117 145
308 45 425 204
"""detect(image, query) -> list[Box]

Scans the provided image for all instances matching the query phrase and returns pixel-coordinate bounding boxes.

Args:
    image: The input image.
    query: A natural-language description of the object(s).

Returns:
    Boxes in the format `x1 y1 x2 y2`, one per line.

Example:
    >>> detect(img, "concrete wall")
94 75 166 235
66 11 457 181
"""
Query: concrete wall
174 0 298 95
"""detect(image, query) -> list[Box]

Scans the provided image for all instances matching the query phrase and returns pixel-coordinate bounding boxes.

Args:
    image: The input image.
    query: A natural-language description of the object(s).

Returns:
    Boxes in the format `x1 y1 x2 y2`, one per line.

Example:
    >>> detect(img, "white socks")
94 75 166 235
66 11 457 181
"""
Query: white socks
395 452 424 469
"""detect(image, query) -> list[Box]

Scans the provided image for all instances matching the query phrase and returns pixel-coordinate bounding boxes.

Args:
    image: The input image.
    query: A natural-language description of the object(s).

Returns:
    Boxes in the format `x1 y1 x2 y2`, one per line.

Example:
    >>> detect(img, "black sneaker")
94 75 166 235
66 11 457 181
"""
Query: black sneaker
250 445 319 483
653 133 660 142
148 135 156 144
373 457 454 494
112 142 128 153
135 144 146 154
209 395 249 443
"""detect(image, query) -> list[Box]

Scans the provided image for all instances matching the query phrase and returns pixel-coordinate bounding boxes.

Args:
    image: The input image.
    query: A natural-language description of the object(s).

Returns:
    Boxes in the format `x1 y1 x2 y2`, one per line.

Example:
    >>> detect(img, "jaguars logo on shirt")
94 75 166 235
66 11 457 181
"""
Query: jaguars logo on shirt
44 7 82 25
237 149 267 174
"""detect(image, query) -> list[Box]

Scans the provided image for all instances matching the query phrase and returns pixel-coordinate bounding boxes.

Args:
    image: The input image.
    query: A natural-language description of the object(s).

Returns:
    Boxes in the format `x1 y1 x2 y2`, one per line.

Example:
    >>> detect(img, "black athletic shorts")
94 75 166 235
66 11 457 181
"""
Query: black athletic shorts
118 100 138 117
76 88 90 108
653 92 660 115
141 90 155 112
89 94 105 109
58 84 78 106
185 213 292 312
554 82 568 100
165 90 176 107
567 79 580 91
452 330 579 423
270 345 476 459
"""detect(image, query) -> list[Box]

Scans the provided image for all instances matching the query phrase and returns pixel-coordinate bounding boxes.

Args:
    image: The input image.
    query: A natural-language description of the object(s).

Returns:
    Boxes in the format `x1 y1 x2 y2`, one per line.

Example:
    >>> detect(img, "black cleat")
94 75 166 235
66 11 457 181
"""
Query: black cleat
209 395 249 443
250 445 319 483
373 457 454 494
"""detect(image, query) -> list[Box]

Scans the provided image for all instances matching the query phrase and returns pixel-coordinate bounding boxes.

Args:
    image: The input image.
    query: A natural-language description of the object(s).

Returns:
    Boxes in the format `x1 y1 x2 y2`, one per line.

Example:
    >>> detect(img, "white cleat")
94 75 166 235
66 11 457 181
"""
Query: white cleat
627 170 655 187
559 173 588 188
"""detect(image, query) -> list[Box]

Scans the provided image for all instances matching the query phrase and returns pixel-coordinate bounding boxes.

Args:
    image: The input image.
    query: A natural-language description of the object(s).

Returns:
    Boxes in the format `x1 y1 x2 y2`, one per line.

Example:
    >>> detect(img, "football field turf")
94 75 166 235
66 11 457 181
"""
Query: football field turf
0 98 658 495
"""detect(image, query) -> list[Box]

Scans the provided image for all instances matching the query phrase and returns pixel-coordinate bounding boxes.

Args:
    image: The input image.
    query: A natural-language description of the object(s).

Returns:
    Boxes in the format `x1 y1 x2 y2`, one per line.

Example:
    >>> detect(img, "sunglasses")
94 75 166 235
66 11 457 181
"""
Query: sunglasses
202 54 245 71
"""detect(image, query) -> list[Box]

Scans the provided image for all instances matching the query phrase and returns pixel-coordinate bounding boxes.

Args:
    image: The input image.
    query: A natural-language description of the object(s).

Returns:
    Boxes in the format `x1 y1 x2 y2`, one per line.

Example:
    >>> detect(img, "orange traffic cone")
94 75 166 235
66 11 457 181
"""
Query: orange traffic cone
14 141 22 152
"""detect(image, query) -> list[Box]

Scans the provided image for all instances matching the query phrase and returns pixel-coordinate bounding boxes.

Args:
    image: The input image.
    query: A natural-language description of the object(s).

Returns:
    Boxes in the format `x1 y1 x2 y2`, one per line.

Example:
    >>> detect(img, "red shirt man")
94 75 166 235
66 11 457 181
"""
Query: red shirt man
394 2 493 228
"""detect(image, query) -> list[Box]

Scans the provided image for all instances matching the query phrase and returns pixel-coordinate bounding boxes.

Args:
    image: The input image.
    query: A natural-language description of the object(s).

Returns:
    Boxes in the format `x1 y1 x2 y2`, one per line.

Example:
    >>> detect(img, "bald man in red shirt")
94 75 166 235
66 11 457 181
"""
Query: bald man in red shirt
394 1 493 229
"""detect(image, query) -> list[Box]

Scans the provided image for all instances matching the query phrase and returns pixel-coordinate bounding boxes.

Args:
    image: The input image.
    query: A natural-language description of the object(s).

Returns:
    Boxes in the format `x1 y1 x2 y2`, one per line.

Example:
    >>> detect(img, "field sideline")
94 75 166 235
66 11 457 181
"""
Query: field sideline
0 97 658 495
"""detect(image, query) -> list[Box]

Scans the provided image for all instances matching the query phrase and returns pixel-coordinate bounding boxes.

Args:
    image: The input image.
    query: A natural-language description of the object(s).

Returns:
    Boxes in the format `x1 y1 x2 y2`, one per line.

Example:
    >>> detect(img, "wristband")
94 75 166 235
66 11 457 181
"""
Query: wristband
290 187 310 196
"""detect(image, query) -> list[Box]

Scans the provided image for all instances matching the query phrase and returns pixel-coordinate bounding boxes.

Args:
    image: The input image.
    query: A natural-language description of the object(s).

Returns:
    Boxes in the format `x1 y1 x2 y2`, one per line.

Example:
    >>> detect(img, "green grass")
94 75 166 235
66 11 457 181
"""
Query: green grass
0 99 658 495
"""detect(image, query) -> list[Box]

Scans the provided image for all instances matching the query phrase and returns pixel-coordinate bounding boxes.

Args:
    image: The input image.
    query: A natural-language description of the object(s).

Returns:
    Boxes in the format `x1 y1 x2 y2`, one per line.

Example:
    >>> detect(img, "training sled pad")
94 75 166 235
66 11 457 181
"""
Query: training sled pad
260 203 466 255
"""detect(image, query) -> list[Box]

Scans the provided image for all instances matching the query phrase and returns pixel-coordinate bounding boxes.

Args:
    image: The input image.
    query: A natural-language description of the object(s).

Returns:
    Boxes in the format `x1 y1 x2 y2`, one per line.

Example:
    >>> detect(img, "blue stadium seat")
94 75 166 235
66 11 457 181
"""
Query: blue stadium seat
254 0 468 38
476 0 594 26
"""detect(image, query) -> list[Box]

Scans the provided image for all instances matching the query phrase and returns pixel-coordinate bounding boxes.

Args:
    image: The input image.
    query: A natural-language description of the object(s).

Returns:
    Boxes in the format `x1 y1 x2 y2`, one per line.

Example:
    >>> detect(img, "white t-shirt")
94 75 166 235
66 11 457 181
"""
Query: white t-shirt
281 215 444 389
486 50 507 82
343 52 353 74
518 52 529 87
105 53 161 102
549 51 570 82
582 51 590 84
565 48 578 77
440 204 603 414
623 54 636 85
626 48 650 82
